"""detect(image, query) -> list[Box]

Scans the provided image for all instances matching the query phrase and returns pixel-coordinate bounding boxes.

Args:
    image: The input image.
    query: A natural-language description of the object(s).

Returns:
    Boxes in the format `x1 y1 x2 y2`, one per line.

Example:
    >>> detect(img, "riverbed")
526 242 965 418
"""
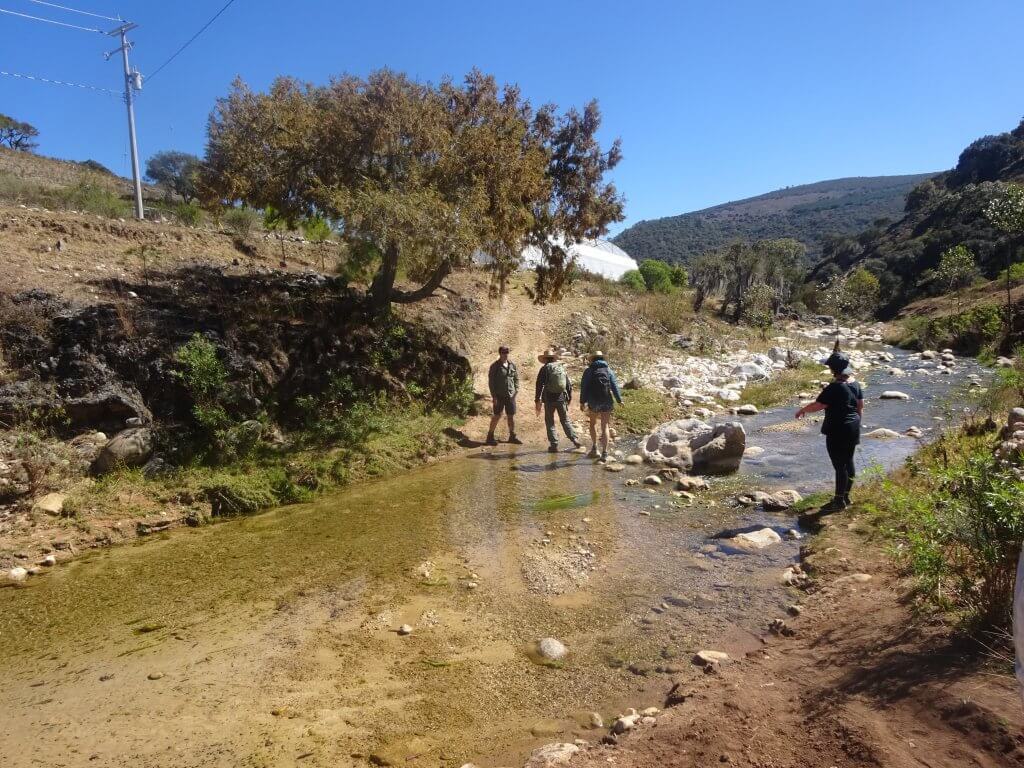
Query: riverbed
0 349 986 768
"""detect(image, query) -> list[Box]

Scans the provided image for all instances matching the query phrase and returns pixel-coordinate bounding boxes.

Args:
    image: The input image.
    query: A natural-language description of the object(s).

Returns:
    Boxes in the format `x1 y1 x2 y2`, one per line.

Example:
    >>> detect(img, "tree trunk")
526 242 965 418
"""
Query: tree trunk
369 242 453 313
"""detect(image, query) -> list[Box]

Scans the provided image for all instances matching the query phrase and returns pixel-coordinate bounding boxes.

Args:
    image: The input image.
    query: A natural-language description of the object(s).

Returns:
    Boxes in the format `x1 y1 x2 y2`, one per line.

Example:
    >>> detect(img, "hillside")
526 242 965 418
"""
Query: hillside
613 173 935 264
807 117 1024 317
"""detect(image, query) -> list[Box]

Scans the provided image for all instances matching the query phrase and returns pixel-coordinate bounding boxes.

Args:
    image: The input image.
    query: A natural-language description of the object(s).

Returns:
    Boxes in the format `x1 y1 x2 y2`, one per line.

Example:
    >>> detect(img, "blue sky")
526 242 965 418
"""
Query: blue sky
2 0 1022 233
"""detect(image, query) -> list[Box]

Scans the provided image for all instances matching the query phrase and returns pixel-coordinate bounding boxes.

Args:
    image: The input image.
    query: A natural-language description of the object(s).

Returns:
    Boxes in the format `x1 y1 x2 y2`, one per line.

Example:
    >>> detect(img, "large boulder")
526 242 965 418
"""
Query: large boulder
91 427 154 475
642 419 746 474
730 362 770 381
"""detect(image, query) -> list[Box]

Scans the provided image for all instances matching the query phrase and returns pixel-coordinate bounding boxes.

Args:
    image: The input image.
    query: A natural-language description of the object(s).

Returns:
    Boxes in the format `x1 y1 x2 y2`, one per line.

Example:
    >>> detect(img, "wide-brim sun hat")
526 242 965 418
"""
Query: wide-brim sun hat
538 347 560 363
588 350 605 361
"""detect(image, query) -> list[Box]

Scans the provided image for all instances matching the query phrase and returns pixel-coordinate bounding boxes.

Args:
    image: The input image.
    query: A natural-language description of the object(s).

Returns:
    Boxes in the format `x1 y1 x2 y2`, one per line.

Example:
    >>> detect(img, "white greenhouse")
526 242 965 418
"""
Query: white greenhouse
476 237 638 280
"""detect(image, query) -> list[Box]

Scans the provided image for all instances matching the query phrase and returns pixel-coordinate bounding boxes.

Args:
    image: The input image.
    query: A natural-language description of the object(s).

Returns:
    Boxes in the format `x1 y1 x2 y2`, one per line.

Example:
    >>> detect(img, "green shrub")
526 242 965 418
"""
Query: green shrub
868 433 1024 629
639 259 677 293
174 200 203 227
223 206 261 238
615 389 674 434
997 261 1024 287
620 269 646 292
202 472 277 516
173 334 227 400
61 179 130 218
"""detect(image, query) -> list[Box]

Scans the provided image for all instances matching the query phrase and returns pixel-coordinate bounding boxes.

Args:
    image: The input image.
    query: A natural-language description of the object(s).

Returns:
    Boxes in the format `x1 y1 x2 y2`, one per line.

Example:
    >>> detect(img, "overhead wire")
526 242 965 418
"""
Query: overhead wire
146 0 237 83
0 68 119 96
27 0 120 22
0 5 103 32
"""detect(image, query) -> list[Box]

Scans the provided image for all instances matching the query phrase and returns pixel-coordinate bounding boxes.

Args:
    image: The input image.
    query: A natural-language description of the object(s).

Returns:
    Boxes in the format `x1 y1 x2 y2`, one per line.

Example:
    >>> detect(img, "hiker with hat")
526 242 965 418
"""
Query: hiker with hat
795 342 864 513
535 348 583 453
486 345 521 446
580 351 623 461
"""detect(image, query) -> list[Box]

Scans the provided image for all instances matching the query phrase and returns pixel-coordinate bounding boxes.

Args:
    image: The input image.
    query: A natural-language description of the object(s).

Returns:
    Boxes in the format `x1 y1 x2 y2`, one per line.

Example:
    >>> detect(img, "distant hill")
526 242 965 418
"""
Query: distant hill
613 174 936 264
806 118 1024 317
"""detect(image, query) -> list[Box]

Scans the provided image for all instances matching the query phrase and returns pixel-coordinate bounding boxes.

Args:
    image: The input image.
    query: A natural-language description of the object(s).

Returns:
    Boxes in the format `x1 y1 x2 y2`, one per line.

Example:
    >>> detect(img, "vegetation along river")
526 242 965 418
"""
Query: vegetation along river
0 347 987 768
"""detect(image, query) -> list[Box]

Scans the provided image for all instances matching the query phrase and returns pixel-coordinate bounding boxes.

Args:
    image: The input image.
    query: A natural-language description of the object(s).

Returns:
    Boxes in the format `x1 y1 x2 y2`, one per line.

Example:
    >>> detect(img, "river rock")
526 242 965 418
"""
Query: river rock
730 362 770 380
525 743 579 767
32 492 68 516
921 350 937 360
41 554 56 567
589 712 604 728
1008 408 1024 429
865 428 900 439
676 475 709 492
905 426 923 438
611 713 640 734
737 490 771 506
763 490 802 510
737 404 758 415
716 388 741 402
6 566 28 583
694 650 729 667
996 356 1014 368
880 391 909 400
643 474 662 486
536 637 568 661
723 528 782 552
743 446 765 458
397 624 413 636
624 454 643 464
91 427 154 474
642 419 746 475
604 462 625 472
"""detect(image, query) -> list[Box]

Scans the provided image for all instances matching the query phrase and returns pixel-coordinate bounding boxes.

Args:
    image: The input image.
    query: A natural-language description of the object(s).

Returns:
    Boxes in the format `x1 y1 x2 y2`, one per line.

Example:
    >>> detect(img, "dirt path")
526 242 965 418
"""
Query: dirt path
568 513 1024 768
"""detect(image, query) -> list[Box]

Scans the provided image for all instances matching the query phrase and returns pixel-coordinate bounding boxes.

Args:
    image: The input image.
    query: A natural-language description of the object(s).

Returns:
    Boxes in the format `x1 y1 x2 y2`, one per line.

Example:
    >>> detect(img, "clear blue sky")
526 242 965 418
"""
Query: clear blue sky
2 0 1022 232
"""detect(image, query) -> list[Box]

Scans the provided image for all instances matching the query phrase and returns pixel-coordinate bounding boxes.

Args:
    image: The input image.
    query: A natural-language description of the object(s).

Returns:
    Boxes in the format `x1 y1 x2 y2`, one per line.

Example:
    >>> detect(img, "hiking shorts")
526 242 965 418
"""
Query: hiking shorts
493 395 517 417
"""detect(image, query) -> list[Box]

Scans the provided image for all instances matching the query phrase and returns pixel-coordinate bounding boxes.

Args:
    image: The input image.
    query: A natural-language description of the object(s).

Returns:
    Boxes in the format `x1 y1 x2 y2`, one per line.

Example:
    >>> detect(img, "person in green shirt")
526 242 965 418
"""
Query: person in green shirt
486 345 521 445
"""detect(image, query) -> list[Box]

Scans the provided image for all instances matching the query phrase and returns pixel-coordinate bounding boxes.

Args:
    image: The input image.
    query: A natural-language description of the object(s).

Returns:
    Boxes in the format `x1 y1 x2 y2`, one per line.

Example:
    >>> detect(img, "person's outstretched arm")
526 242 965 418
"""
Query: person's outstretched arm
795 401 826 419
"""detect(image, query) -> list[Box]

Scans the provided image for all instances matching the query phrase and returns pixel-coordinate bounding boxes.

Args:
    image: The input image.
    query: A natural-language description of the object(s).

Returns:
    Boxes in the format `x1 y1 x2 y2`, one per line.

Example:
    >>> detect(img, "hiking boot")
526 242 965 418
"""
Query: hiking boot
818 497 848 514
571 439 584 449
587 446 600 459
507 434 523 445
485 434 498 446
601 451 608 462
547 444 559 453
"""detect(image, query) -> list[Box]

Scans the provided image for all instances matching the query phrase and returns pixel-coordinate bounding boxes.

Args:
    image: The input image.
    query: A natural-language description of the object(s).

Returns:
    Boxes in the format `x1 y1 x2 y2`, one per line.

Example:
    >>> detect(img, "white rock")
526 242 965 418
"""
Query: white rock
743 446 765 458
693 649 729 666
880 391 909 400
41 555 57 567
6 567 29 582
525 743 580 767
32 492 68 516
723 527 782 552
643 474 662 486
737 404 758 415
537 637 568 661
397 624 413 636
717 388 741 402
624 454 643 465
865 428 900 439
640 706 660 716
611 713 639 734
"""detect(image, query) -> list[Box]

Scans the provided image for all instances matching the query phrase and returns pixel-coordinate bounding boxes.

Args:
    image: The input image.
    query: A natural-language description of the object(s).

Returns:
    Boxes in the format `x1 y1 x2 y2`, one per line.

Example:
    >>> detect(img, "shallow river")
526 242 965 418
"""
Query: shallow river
0 349 985 768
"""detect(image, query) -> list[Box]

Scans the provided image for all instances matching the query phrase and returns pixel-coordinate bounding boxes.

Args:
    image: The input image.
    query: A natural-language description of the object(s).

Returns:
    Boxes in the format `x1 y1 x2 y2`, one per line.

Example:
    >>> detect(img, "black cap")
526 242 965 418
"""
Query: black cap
825 352 853 376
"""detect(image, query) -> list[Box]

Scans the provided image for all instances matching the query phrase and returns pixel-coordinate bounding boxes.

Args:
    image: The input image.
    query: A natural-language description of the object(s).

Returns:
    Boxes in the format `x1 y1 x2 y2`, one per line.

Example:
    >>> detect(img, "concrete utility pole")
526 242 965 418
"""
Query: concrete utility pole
107 22 144 220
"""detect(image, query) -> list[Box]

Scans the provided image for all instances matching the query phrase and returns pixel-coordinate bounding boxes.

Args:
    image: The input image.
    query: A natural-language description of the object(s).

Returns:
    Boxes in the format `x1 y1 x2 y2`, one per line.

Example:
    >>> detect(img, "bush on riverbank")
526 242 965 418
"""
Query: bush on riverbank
860 371 1024 629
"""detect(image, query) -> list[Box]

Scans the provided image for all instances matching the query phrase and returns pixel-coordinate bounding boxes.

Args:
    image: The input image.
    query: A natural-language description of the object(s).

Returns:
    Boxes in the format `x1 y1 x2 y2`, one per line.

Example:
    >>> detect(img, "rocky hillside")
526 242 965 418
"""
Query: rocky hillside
808 118 1024 316
613 174 935 264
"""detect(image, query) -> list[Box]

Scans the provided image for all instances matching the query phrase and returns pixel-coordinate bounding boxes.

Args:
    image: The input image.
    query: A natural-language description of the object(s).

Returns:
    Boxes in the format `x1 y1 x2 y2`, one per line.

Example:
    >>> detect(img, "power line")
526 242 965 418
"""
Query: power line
146 0 237 83
28 1 121 22
0 5 103 32
0 68 120 96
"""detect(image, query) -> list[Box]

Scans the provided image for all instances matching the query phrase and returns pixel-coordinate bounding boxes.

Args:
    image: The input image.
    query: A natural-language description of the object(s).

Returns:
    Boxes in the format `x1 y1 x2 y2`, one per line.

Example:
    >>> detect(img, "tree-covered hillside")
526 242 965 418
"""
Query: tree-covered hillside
806 118 1024 317
613 174 935 264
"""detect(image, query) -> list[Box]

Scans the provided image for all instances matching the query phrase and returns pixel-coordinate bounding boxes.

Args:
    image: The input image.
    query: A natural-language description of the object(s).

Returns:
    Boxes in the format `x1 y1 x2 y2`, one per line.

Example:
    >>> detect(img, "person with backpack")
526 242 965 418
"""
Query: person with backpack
580 351 623 461
794 348 864 513
485 344 522 445
535 348 583 453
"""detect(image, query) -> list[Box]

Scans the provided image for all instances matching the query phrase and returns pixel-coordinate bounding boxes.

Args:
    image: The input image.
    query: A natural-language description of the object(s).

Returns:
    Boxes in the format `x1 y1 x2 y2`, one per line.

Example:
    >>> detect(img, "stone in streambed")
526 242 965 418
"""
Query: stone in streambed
722 528 782 552
879 391 909 400
865 428 900 439
536 637 568 661
525 743 579 767
625 454 644 465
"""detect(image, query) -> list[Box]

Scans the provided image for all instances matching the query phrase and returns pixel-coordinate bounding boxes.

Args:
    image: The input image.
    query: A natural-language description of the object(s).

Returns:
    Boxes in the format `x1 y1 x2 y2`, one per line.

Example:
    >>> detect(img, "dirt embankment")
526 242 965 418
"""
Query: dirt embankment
566 512 1023 768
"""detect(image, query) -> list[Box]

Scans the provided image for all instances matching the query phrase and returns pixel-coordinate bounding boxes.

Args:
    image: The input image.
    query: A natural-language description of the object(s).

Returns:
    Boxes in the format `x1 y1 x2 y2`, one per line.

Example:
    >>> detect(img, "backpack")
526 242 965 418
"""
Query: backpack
545 363 567 395
592 366 613 399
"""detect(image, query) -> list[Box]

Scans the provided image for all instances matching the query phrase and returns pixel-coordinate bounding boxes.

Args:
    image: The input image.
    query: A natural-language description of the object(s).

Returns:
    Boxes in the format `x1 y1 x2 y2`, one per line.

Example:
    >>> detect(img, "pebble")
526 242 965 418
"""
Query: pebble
865 428 900 439
737 404 758 415
41 555 56 567
694 650 729 667
880 390 910 400
624 454 644 464
6 567 28 582
147 672 164 680
397 624 413 636
589 712 604 728
537 637 568 661
643 474 662 486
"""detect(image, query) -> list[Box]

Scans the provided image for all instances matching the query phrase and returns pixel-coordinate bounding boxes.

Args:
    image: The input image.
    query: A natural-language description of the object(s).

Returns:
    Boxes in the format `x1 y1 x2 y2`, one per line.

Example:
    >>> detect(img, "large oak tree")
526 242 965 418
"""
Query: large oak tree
199 69 623 310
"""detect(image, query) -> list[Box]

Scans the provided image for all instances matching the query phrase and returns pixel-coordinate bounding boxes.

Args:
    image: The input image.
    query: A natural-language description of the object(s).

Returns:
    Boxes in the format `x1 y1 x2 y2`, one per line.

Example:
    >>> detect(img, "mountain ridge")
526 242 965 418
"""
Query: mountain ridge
613 172 937 263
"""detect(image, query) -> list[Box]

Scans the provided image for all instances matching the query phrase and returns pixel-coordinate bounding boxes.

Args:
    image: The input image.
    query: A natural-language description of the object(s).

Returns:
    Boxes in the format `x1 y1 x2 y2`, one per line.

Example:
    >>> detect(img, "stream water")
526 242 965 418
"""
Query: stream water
0 348 986 768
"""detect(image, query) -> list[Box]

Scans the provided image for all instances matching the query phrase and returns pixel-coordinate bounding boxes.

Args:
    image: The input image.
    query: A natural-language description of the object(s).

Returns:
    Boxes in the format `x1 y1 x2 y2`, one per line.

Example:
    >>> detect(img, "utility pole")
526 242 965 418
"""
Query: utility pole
107 22 144 220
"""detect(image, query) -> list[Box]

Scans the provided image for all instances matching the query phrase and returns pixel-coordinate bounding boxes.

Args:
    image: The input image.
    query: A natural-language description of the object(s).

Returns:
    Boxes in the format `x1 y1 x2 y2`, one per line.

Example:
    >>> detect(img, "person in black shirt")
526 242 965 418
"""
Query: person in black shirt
795 351 864 513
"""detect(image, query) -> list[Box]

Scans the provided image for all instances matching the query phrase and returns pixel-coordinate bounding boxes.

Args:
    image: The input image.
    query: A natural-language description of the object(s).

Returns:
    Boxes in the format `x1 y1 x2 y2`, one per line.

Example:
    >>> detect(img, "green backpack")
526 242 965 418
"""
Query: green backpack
545 362 567 394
